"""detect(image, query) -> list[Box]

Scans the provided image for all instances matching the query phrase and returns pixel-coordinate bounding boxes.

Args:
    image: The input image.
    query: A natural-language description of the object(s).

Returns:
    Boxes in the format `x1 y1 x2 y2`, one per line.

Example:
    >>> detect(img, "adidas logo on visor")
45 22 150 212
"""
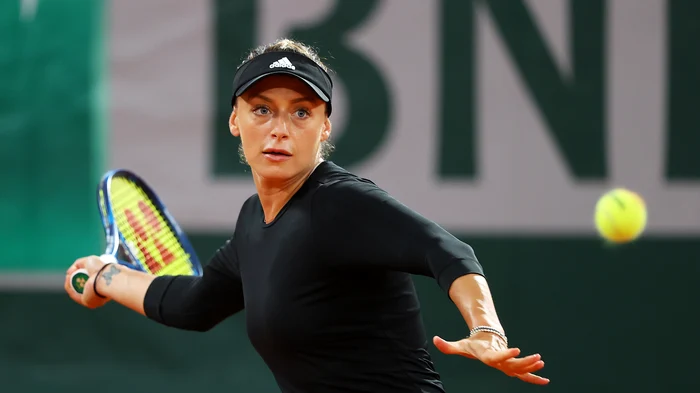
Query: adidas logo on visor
269 57 296 70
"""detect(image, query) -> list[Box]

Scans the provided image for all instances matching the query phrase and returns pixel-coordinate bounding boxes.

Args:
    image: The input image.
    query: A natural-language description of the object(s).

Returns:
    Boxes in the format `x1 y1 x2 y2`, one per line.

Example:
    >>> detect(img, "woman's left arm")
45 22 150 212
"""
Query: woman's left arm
436 273 550 385
314 178 549 385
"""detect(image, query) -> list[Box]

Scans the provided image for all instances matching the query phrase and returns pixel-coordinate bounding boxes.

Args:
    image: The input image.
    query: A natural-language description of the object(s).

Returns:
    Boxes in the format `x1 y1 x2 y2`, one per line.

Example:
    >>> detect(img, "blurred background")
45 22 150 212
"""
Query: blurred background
1 0 699 392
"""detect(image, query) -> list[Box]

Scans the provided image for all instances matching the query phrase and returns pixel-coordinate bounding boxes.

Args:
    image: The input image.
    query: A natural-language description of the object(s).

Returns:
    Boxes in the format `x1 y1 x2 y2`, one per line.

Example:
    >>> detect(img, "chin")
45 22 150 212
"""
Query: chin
252 161 297 181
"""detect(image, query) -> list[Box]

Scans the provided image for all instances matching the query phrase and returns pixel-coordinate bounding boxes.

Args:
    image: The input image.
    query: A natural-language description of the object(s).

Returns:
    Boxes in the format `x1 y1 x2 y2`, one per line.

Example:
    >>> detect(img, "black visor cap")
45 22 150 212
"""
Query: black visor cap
230 51 333 115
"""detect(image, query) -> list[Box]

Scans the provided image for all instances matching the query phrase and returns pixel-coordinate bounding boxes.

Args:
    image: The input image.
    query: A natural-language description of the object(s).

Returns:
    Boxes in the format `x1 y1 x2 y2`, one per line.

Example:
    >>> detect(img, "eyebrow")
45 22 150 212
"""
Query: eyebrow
253 94 317 104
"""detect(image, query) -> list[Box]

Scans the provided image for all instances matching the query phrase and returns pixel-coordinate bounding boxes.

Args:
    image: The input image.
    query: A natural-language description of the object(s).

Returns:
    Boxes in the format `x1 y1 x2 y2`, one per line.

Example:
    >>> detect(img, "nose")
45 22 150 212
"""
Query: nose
270 116 290 139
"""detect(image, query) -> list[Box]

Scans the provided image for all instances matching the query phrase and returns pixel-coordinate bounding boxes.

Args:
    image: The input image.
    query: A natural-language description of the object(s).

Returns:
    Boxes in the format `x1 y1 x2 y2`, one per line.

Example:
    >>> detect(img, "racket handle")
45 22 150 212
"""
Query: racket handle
70 255 118 294
70 268 90 294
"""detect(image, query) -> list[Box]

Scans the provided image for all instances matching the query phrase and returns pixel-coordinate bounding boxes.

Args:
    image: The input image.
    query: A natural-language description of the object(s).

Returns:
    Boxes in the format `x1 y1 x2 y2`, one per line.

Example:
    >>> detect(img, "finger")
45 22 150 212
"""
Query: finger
81 276 99 307
84 255 106 275
498 353 541 371
516 372 550 385
480 347 521 365
433 336 478 359
518 360 545 374
432 336 467 356
502 359 545 376
65 263 80 276
66 257 89 275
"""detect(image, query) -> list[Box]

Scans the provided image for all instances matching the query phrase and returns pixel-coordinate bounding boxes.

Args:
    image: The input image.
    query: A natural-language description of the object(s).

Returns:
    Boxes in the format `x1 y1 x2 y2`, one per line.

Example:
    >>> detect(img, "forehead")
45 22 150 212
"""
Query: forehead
241 74 319 100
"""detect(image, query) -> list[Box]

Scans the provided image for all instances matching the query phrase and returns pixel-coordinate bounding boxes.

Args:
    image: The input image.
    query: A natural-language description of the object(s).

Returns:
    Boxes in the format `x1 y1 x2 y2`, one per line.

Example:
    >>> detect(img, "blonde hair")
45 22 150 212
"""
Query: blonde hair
236 38 335 164
242 38 331 73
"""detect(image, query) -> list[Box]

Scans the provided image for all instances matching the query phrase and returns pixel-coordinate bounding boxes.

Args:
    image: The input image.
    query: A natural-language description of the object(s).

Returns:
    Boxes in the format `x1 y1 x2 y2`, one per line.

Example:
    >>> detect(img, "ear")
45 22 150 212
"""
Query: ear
320 117 332 142
229 107 240 137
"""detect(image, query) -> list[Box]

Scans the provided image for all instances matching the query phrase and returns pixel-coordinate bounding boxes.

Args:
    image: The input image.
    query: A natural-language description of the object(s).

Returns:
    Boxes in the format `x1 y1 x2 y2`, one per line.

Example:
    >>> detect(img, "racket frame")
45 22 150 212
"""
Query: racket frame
97 169 203 276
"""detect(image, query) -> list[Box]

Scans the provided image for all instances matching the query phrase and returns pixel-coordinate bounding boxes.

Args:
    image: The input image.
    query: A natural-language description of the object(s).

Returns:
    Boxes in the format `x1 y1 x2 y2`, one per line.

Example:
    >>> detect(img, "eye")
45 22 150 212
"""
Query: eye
253 106 270 115
295 109 310 119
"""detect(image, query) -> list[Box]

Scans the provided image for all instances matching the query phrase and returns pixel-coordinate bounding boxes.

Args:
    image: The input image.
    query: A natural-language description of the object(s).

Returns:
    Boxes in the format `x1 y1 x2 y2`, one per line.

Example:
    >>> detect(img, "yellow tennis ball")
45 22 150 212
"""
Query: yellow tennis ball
594 188 647 243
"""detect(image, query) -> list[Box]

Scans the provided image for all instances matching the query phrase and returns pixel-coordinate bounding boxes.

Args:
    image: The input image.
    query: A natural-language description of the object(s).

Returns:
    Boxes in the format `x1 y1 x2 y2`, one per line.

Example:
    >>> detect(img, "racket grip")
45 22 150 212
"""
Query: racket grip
70 255 118 294
70 268 90 294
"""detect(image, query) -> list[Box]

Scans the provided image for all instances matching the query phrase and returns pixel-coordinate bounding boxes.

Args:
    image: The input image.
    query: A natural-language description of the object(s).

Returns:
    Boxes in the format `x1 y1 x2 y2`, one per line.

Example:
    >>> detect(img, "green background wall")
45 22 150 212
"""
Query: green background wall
0 0 105 271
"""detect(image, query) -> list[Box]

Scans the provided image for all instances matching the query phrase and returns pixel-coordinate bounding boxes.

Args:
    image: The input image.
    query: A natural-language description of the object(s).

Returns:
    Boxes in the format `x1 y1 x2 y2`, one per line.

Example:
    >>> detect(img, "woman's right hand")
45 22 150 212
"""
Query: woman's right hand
65 255 111 309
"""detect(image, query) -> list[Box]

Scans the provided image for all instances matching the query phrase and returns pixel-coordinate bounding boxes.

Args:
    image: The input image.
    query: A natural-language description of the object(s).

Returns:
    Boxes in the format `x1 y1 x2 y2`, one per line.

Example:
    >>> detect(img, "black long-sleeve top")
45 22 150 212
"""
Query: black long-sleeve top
143 161 484 393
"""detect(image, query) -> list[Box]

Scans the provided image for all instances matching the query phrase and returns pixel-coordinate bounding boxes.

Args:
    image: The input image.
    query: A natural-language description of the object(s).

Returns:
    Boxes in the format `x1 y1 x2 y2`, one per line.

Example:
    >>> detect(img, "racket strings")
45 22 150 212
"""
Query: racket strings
108 178 194 276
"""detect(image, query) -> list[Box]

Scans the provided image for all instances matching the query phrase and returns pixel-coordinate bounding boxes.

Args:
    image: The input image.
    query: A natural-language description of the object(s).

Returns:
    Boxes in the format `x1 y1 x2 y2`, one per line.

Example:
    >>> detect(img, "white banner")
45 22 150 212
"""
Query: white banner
108 0 700 235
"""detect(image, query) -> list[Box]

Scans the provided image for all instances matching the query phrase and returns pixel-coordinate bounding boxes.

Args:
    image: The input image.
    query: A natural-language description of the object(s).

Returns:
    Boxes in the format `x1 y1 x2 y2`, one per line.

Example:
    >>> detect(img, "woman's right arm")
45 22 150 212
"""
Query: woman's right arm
65 239 245 332
94 262 156 315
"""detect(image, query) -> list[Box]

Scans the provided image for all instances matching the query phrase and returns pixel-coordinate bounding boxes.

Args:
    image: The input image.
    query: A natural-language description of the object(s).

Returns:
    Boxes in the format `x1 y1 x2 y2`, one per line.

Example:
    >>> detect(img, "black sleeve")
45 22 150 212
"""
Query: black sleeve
313 179 484 293
143 237 244 332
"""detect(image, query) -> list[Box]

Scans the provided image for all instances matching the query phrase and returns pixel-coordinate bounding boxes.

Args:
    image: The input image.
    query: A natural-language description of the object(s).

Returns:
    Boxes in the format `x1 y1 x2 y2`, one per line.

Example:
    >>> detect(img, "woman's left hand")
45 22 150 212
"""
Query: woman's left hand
433 333 550 385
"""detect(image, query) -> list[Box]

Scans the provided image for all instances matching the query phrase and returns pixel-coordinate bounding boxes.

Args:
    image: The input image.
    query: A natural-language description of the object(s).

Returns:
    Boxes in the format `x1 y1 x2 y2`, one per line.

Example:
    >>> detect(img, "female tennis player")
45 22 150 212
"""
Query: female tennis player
65 38 548 392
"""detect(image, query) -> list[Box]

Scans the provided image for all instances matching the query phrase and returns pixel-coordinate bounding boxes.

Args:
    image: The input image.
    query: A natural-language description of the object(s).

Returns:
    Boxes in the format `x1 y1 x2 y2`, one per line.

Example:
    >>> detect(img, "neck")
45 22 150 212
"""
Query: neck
254 160 323 224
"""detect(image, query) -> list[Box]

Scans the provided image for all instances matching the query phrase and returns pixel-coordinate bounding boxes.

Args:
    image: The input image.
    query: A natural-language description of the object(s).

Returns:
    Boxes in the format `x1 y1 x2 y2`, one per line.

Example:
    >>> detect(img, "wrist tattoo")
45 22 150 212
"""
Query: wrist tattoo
101 264 121 286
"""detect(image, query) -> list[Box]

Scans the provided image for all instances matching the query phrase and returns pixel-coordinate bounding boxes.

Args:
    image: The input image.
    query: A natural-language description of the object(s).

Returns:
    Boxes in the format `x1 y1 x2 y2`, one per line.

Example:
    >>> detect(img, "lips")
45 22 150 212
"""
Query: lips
263 148 292 156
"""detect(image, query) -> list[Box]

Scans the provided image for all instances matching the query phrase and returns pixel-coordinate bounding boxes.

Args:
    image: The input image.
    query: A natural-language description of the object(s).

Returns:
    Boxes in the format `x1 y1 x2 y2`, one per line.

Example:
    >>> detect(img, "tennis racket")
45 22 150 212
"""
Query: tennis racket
70 169 202 294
